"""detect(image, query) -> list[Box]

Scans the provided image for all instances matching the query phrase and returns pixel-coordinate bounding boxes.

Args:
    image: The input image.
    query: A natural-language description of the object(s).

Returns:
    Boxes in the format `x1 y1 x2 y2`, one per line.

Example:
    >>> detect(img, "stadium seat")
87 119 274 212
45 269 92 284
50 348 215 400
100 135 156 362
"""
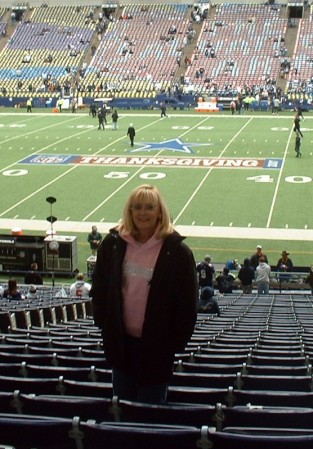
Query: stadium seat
11 393 118 422
172 372 237 388
0 414 82 449
235 373 313 392
0 375 65 395
79 420 210 449
222 405 313 430
226 386 313 408
116 397 218 427
167 386 231 405
207 426 313 449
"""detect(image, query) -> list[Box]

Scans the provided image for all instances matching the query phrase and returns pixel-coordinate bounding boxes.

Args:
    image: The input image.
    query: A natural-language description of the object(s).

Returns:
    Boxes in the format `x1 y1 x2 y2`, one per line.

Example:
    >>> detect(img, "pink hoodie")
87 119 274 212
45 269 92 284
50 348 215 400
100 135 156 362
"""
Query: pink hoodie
120 232 163 337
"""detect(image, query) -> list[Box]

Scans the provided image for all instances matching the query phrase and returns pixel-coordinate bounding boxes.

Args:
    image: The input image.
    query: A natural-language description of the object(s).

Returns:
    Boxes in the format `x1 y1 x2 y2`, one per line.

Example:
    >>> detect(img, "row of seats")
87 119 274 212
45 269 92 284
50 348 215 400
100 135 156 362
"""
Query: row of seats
4 411 293 449
1 293 313 446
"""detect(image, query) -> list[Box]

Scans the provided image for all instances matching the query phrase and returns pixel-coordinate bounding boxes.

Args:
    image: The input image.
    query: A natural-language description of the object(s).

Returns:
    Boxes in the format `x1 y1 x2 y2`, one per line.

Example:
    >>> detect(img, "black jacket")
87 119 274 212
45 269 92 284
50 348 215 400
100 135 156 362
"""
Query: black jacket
91 228 198 385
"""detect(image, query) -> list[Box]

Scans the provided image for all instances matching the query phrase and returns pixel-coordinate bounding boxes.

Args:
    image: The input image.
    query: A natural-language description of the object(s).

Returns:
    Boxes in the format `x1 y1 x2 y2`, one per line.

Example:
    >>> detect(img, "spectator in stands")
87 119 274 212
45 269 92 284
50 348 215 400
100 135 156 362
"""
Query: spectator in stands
305 265 313 295
3 279 22 300
277 250 293 282
88 225 102 256
225 258 241 271
277 251 293 272
127 123 136 147
91 184 198 404
198 286 220 315
24 263 43 285
26 285 38 299
196 255 215 290
70 273 91 298
250 244 268 270
168 25 177 34
256 256 271 295
238 258 255 294
216 267 236 294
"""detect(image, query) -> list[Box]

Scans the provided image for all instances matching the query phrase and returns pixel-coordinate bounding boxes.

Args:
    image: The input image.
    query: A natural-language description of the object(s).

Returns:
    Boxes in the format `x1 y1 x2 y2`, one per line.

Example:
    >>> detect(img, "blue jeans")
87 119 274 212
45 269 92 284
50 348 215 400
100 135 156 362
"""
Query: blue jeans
258 281 269 295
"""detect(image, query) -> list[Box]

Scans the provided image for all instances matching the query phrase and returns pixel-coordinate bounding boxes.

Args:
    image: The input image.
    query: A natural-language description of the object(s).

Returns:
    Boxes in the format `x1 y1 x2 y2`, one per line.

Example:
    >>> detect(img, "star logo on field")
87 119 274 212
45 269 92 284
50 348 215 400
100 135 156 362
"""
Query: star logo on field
130 138 195 154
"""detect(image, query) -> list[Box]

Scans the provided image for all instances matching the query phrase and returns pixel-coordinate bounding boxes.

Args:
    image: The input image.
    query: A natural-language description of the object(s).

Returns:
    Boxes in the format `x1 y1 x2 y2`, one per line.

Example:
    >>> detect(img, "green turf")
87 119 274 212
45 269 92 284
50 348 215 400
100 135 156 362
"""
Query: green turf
0 108 312 280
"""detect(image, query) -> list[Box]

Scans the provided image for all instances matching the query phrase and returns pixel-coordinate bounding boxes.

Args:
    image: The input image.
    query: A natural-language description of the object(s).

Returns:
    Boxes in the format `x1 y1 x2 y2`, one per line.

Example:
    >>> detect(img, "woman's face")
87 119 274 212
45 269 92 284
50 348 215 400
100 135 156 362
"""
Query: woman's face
131 200 160 239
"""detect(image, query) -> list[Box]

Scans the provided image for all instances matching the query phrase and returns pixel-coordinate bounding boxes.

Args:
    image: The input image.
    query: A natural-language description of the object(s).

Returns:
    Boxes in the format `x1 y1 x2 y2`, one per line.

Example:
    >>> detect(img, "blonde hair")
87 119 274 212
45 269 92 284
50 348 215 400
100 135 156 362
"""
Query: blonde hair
119 184 174 239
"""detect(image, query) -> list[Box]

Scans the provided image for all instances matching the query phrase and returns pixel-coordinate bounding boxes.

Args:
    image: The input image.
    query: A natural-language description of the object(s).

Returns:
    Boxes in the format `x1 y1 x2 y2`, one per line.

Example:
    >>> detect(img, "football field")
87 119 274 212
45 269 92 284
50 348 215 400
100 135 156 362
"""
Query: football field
0 108 312 270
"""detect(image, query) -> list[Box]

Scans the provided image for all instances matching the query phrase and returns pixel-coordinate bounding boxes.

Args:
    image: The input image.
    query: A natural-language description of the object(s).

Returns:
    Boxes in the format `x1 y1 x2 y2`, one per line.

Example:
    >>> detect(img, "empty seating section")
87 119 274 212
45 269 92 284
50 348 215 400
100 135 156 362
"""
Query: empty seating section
1 291 313 446
1 3 313 99
84 4 190 97
286 15 313 97
186 4 287 91
0 7 6 38
0 5 96 95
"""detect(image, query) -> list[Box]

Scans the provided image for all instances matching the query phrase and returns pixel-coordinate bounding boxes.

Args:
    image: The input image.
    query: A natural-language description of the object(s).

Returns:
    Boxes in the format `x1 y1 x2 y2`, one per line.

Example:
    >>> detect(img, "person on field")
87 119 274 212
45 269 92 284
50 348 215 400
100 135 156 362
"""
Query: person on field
127 123 136 147
112 109 119 130
26 98 32 112
160 105 168 118
97 108 105 130
295 130 302 157
294 112 303 137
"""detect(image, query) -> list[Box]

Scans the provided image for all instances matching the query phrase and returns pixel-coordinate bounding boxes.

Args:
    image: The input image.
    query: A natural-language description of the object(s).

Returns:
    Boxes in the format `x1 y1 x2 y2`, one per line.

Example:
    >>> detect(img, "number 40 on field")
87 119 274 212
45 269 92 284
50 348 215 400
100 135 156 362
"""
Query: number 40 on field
247 175 312 183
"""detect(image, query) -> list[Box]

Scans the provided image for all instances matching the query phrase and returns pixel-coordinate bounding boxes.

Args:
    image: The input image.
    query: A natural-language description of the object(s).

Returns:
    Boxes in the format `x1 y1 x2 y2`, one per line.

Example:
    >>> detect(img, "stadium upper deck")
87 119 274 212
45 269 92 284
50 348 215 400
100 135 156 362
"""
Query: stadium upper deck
0 1 310 104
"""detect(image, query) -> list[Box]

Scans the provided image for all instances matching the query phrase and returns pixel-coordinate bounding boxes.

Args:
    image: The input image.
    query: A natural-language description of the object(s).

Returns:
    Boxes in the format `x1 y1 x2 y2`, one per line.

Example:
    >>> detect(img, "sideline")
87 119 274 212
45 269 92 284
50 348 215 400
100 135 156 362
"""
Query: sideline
1 219 312 241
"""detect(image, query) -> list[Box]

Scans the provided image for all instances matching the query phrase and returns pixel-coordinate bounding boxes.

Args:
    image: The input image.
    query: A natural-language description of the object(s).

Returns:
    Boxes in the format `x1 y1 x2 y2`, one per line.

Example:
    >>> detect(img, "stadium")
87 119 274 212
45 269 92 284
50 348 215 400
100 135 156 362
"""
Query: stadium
0 0 313 447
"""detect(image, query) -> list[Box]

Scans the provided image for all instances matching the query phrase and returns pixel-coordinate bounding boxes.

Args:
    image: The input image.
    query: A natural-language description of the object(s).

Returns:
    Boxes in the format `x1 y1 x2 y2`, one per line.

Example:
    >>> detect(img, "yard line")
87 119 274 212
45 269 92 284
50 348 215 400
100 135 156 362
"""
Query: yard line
173 117 253 224
0 118 107 216
0 116 84 175
0 115 80 147
0 165 78 217
266 126 294 228
216 116 254 157
82 115 212 221
0 115 164 219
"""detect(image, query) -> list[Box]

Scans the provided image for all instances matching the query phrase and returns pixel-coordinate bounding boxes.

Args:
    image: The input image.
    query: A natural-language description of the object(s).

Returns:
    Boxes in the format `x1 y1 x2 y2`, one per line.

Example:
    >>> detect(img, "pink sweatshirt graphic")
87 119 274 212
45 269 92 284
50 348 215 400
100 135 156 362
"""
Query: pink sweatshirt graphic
120 232 163 337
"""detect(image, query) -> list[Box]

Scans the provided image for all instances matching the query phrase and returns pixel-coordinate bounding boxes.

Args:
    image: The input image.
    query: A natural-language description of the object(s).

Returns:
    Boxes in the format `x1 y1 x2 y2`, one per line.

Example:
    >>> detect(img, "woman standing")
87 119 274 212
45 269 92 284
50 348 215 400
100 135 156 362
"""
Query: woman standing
91 184 198 404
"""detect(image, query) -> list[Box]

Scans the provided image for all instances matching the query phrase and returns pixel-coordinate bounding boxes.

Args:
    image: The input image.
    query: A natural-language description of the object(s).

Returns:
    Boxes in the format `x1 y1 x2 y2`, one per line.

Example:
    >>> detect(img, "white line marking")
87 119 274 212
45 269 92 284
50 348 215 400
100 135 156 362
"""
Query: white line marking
266 125 293 228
